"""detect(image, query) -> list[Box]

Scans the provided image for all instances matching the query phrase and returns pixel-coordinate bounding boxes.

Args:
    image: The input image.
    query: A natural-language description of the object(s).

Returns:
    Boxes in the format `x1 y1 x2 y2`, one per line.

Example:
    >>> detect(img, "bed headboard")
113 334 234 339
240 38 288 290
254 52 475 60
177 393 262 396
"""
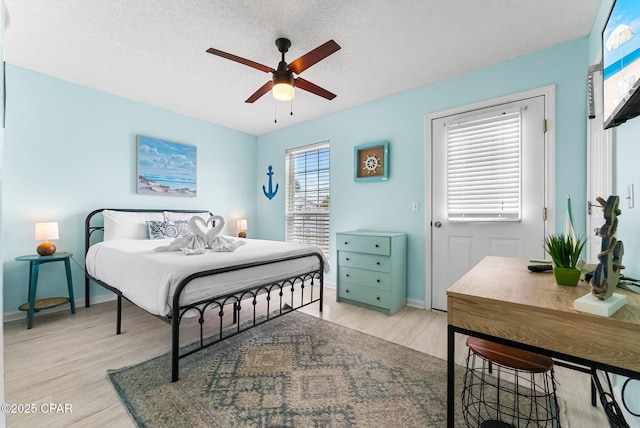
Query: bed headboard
84 208 212 253
84 208 213 309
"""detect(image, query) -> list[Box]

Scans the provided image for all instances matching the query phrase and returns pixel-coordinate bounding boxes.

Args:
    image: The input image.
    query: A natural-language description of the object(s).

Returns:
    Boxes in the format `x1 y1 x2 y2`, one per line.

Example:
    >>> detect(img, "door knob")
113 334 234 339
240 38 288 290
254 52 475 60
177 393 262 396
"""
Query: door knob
433 221 442 228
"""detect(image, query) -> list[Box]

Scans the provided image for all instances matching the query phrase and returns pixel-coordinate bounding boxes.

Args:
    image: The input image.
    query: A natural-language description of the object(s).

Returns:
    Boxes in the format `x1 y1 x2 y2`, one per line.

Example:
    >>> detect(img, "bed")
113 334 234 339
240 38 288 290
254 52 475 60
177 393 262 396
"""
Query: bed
84 208 326 381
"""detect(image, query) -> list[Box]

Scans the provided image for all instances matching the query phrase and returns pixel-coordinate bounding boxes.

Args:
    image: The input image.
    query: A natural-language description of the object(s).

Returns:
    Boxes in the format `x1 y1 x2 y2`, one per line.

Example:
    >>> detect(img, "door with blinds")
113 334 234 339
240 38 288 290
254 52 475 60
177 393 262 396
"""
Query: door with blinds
431 96 546 311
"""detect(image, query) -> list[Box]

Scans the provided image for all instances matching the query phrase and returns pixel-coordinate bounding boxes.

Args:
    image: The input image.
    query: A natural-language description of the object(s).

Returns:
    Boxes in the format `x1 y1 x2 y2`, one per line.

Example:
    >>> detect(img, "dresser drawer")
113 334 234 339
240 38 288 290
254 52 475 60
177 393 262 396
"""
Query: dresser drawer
338 283 391 309
339 267 391 291
338 251 392 273
336 234 390 255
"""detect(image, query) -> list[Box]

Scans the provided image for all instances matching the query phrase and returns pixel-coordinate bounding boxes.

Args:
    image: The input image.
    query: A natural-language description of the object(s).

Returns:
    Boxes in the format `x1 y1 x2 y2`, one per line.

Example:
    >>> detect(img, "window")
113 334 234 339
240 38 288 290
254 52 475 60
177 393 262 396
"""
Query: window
446 108 522 222
285 142 330 254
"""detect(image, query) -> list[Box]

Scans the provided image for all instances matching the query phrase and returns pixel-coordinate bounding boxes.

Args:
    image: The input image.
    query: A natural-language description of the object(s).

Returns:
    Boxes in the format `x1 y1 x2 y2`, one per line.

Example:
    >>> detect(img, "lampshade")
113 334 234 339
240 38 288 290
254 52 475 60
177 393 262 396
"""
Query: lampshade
35 222 59 240
237 218 248 238
272 83 295 101
35 222 59 256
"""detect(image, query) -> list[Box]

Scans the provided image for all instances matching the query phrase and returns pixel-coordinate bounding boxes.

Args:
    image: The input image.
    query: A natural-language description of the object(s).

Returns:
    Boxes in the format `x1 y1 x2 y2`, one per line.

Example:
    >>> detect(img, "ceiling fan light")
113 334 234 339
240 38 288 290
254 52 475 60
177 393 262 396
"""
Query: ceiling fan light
272 82 295 101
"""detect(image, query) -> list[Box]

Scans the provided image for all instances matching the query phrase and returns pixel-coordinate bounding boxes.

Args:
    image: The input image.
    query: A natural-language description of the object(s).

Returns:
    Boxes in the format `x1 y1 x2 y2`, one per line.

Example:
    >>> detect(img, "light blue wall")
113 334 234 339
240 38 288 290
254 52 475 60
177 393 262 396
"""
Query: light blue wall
2 65 257 313
2 38 592 309
255 37 590 305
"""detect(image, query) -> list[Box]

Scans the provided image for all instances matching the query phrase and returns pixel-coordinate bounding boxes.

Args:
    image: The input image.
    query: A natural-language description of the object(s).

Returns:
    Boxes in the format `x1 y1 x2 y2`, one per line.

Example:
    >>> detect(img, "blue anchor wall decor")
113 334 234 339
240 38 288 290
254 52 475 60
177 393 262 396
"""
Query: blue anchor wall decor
262 165 279 200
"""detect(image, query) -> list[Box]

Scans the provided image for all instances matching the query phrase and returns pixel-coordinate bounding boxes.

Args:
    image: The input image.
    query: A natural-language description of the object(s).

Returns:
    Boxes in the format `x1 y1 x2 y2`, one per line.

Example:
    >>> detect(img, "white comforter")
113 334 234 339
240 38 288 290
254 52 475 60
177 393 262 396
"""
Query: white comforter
86 238 327 316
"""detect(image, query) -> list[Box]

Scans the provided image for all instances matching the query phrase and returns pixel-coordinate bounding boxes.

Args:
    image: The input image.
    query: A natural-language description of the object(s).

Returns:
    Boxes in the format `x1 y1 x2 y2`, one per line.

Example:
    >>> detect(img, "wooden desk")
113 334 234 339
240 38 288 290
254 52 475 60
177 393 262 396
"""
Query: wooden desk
446 256 640 427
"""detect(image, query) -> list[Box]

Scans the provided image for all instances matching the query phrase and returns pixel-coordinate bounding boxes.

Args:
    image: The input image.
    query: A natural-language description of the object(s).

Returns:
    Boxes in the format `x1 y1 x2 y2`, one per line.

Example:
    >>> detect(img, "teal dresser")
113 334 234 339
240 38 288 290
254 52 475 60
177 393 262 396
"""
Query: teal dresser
336 231 407 315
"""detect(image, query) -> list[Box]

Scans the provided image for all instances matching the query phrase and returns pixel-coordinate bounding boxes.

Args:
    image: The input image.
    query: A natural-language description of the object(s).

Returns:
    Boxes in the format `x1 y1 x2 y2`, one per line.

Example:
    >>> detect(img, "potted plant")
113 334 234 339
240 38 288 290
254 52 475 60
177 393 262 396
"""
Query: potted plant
543 233 586 286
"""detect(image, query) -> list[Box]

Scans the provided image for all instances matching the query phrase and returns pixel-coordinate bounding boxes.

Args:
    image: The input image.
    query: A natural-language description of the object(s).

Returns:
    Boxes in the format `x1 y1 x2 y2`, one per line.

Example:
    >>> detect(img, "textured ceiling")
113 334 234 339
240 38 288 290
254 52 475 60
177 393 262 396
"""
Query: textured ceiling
3 0 601 136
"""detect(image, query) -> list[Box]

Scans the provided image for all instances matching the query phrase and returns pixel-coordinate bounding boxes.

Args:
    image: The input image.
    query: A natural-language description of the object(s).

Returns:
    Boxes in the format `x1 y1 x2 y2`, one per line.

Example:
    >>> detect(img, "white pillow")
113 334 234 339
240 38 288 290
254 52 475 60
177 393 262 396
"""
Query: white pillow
103 210 164 241
163 211 211 222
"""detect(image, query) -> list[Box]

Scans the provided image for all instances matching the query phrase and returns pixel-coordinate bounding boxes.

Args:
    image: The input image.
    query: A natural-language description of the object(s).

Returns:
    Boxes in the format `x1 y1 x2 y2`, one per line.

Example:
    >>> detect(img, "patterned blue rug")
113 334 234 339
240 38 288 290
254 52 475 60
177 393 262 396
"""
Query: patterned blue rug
109 311 465 427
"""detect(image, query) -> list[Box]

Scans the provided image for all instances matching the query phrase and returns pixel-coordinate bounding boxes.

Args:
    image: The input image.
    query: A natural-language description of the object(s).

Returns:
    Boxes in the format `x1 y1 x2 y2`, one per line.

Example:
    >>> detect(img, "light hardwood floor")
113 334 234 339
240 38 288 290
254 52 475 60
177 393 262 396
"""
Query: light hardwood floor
4 288 608 427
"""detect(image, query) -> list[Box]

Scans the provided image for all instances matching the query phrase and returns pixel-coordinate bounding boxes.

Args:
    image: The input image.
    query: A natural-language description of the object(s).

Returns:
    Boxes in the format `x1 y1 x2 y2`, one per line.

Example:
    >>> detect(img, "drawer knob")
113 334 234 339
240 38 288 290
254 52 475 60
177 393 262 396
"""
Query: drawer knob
376 279 380 283
344 241 349 245
375 244 379 248
346 274 350 277
346 289 350 293
376 297 380 301
376 261 380 265
346 258 350 261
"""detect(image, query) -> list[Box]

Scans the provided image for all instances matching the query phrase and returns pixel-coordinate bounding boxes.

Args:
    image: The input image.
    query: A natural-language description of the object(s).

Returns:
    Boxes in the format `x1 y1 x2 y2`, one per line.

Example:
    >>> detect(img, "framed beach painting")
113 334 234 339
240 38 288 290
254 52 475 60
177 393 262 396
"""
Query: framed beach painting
137 135 197 197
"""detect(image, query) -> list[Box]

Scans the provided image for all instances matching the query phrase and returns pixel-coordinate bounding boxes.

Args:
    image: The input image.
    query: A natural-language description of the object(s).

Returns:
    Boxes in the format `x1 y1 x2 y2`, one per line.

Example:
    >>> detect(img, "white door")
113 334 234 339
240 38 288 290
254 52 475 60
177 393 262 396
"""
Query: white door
586 66 614 263
431 96 547 311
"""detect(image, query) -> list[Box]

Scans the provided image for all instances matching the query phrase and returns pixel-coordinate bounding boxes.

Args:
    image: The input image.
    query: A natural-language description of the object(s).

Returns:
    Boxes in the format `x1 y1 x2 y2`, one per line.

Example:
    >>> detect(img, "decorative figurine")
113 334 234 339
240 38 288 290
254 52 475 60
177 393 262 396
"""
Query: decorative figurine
590 196 625 300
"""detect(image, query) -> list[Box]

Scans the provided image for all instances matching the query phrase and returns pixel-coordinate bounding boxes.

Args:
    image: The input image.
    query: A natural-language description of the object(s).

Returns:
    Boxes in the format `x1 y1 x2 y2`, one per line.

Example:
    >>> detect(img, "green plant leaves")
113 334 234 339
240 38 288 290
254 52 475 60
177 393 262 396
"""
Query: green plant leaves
543 233 586 269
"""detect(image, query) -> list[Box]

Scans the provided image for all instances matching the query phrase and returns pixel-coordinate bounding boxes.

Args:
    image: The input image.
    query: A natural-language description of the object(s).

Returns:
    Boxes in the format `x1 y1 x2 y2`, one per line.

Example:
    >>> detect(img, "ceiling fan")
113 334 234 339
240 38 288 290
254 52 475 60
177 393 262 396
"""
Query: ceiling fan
206 38 340 103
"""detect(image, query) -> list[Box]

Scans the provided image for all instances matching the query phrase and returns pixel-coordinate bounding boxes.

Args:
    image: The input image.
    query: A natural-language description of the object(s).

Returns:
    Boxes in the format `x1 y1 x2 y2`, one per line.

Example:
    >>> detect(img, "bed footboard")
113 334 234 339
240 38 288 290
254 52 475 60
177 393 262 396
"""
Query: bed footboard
171 252 324 381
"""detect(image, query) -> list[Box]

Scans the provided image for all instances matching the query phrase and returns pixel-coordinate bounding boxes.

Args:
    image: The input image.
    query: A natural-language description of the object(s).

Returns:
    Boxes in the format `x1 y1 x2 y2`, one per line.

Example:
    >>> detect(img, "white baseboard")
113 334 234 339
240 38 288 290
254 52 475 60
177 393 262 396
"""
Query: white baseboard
323 281 336 290
407 298 426 309
3 294 117 323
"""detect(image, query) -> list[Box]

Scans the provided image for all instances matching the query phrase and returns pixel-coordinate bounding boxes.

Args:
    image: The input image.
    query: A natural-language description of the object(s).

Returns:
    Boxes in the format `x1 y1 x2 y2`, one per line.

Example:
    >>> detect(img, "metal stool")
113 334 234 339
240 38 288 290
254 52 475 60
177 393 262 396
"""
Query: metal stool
462 337 560 428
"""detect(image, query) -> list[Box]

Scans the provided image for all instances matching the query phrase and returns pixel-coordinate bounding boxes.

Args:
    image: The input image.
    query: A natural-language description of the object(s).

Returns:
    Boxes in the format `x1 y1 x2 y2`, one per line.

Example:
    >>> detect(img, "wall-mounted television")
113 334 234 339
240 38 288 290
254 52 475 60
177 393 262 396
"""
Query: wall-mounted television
603 0 640 129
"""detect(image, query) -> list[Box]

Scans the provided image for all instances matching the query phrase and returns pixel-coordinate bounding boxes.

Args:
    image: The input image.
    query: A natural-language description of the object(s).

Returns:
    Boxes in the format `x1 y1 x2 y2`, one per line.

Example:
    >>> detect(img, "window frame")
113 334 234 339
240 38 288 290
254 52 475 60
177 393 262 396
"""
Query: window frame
285 141 330 255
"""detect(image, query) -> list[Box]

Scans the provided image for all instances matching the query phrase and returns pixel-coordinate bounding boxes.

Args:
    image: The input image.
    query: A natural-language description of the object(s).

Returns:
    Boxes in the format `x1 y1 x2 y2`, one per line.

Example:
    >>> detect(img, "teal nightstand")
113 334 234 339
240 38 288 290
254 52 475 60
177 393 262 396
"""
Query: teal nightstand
15 252 76 329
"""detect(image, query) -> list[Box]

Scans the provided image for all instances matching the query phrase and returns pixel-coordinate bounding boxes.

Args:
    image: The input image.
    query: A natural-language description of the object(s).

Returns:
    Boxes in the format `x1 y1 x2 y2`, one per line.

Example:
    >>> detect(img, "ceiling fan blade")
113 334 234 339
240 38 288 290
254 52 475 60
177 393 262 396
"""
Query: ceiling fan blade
245 81 274 103
295 77 337 100
206 48 275 74
288 40 341 75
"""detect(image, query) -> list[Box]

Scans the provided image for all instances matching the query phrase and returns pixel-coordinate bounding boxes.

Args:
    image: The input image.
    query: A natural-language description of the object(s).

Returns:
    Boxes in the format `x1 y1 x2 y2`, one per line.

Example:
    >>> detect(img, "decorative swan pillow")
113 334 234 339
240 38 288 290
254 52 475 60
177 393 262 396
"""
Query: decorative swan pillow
146 220 191 239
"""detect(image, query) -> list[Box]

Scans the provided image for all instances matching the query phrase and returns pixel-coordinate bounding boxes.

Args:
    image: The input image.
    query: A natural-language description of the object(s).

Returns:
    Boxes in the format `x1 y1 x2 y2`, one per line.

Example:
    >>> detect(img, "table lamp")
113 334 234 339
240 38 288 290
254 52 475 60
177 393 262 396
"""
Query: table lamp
237 218 247 238
35 222 59 256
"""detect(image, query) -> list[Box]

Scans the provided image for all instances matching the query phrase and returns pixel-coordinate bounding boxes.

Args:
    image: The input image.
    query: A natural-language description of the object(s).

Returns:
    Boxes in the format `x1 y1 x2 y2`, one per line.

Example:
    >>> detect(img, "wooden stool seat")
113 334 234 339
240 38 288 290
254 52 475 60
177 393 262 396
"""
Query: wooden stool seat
467 337 554 373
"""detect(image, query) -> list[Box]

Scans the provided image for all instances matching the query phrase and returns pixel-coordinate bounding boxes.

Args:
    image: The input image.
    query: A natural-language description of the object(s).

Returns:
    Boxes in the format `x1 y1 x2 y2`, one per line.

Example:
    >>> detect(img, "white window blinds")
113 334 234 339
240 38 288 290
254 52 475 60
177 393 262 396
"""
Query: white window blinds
446 108 522 222
285 142 330 254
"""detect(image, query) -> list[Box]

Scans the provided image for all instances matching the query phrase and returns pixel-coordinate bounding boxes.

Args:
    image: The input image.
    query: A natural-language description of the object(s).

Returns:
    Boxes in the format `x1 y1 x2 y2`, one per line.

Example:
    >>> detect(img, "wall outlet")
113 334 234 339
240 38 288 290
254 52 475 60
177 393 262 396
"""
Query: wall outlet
629 183 634 209
411 202 419 212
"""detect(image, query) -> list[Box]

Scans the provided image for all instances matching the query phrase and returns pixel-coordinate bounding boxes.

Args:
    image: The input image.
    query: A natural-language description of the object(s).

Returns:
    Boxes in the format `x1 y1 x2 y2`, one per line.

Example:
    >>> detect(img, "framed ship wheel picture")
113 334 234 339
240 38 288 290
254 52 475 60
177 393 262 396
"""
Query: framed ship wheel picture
354 141 389 182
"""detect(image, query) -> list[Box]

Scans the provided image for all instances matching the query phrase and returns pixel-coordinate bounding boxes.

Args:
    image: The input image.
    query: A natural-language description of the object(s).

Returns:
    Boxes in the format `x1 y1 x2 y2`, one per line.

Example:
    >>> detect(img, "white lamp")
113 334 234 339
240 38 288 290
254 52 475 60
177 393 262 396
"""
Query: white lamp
272 70 295 101
272 82 295 101
35 222 59 256
237 218 248 238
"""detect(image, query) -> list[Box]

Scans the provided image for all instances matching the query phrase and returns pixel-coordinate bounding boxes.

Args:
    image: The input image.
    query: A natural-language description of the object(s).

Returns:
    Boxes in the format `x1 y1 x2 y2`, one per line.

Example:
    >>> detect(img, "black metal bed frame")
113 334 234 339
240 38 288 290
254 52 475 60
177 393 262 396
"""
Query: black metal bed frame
84 208 324 382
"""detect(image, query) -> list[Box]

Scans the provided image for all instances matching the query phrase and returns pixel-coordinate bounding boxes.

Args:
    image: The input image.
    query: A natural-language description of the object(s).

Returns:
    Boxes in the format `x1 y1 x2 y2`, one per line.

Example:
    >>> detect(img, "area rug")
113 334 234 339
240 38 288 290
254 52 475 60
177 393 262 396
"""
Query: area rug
108 312 548 427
